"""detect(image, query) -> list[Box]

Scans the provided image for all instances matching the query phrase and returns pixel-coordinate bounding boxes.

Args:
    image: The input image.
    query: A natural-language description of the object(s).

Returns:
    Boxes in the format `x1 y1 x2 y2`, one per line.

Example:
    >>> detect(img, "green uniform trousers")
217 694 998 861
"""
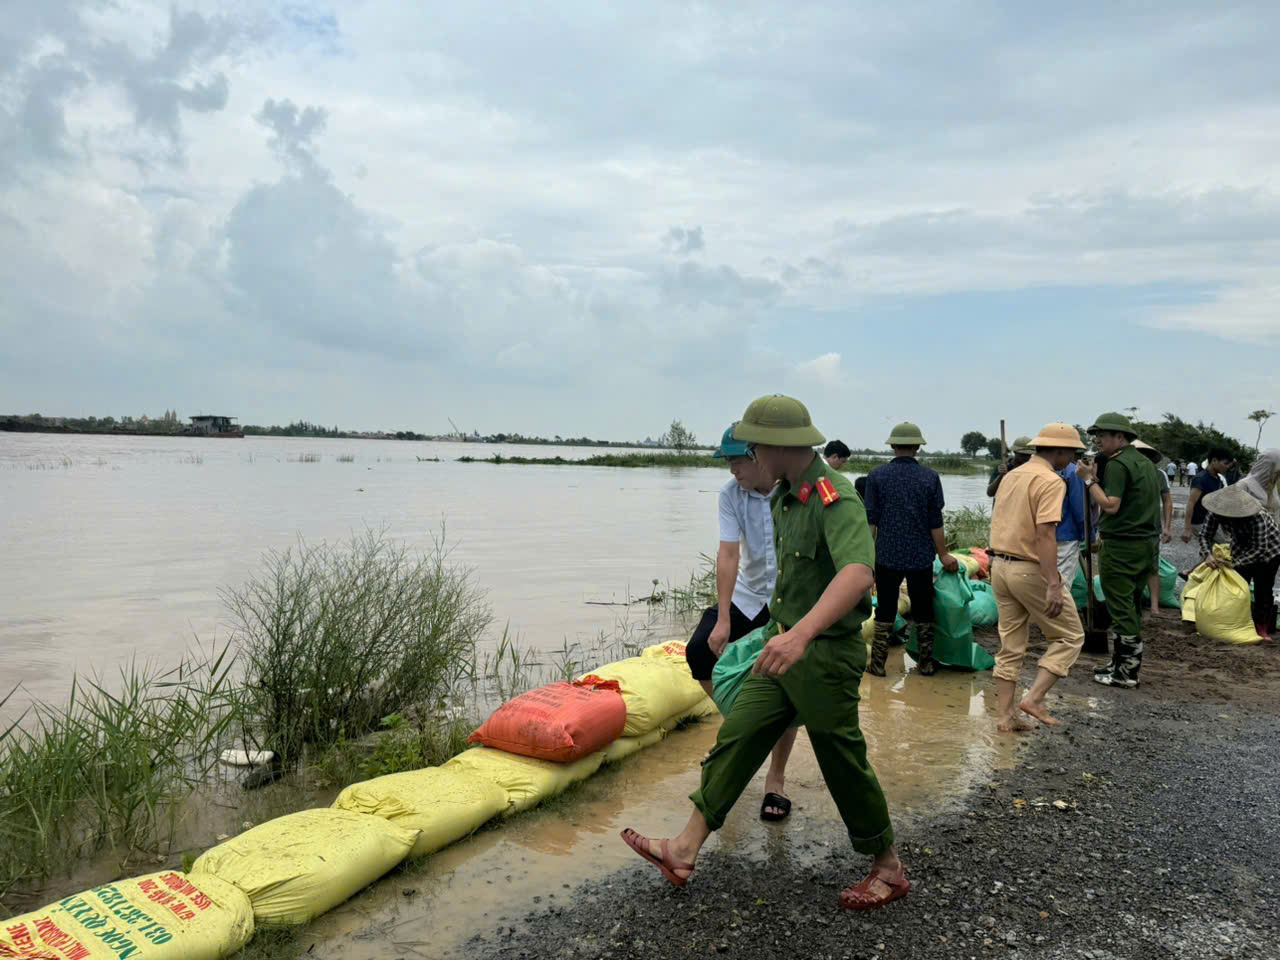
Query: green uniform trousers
1099 538 1157 637
689 625 894 856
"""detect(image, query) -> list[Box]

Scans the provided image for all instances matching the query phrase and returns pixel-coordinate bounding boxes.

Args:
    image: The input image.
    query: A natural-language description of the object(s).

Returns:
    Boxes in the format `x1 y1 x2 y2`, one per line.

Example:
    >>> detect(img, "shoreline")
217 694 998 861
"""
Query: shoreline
461 623 1280 960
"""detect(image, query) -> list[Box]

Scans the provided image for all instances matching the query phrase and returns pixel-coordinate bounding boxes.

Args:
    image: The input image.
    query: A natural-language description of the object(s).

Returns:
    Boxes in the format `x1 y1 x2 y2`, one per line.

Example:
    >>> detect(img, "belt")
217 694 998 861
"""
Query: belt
992 551 1034 563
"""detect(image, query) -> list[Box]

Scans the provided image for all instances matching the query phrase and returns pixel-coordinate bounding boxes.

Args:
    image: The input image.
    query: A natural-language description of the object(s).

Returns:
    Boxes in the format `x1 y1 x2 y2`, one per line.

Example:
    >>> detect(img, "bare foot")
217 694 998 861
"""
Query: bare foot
1019 698 1060 726
996 715 1036 733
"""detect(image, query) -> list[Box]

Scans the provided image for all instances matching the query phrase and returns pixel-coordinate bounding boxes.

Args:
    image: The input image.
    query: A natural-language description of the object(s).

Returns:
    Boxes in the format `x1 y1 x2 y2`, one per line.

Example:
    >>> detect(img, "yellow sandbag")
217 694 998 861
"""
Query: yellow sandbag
601 727 667 763
641 641 688 660
896 583 912 617
190 808 417 925
333 766 508 857
0 871 253 960
1180 565 1210 623
1195 560 1261 645
443 747 604 815
955 555 980 578
577 656 707 736
657 695 719 732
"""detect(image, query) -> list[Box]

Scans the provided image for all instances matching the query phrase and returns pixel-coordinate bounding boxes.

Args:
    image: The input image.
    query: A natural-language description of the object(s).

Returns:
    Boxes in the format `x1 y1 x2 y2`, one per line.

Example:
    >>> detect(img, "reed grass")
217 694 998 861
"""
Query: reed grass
336 454 355 463
944 505 992 548
287 453 321 463
841 455 984 476
0 648 237 902
225 529 492 766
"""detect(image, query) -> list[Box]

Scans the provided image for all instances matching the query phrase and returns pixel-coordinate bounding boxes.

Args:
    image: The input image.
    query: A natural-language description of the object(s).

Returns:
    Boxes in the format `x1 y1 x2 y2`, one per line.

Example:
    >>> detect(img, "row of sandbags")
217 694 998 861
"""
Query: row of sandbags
0 645 716 957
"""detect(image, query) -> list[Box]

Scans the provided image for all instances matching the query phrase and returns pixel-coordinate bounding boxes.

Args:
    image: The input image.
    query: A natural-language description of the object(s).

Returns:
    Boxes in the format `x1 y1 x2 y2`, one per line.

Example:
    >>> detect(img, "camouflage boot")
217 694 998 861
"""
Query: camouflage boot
915 622 938 676
1093 634 1141 689
868 621 892 677
1093 629 1120 676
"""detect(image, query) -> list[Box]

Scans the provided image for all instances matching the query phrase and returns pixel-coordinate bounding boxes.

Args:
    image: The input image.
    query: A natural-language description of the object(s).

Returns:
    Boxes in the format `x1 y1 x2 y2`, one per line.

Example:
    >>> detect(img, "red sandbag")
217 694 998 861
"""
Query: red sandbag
468 681 626 763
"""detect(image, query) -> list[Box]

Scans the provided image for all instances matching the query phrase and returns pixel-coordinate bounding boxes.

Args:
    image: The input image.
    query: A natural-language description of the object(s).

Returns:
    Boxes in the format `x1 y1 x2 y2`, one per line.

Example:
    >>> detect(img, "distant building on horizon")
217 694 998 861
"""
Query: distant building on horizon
188 415 243 438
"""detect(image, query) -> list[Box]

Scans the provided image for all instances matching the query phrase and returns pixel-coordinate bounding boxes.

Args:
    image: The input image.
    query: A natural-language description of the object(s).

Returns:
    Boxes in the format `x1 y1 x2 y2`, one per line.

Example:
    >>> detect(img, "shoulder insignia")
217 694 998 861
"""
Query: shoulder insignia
796 481 813 504
816 476 840 506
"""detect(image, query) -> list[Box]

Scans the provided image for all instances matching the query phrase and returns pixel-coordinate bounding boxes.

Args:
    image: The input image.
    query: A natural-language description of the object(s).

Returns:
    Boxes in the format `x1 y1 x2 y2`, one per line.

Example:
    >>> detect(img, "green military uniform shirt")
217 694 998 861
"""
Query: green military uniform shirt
1099 445 1161 540
769 454 875 638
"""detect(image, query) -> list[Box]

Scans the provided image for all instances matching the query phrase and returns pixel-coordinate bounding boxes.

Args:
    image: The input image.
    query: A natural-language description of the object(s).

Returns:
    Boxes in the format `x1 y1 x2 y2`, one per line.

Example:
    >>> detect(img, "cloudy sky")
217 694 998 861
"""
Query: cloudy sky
2 1 1277 449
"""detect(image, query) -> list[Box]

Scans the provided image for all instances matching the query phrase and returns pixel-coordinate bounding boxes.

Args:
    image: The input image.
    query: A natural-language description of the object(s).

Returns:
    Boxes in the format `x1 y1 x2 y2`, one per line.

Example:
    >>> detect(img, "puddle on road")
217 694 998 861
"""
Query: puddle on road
302 649 1025 960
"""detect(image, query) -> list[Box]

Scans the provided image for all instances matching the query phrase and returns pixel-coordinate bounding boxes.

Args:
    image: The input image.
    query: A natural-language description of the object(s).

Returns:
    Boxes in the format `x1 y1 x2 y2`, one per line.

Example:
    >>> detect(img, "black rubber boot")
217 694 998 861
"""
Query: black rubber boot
869 621 892 677
915 622 938 676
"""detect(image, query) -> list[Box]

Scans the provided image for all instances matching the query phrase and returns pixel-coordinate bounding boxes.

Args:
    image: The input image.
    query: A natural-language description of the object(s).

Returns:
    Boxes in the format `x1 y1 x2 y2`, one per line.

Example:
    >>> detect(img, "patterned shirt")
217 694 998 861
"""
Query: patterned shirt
863 457 945 570
1200 511 1280 568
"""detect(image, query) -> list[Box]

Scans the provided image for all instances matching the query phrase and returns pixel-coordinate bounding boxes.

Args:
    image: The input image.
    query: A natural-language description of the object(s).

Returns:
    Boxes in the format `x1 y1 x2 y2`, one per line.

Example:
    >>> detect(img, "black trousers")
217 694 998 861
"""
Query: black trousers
685 602 772 680
1238 555 1280 629
873 564 936 624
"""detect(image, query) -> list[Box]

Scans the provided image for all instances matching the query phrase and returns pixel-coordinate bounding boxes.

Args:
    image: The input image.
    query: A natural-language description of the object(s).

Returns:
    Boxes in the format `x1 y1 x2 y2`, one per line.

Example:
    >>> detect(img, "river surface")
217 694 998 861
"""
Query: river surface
0 432 988 714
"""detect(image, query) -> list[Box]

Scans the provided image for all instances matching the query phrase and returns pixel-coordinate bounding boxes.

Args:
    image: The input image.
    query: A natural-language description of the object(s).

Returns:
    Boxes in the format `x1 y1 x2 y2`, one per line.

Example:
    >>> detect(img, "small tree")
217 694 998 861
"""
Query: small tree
662 419 697 452
986 438 1005 460
960 431 988 457
1248 409 1275 452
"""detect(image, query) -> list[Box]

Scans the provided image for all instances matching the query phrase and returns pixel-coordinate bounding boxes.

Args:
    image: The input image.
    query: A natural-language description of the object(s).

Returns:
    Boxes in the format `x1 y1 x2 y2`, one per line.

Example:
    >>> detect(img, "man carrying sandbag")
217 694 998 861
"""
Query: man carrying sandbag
1198 486 1280 640
685 423 798 821
622 394 907 911
989 423 1087 731
863 421 959 677
1077 412 1161 688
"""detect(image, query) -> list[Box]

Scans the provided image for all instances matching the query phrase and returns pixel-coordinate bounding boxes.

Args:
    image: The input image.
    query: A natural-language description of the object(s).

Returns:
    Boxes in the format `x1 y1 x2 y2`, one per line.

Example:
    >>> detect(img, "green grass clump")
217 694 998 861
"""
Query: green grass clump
225 529 492 768
841 455 985 476
944 505 992 549
0 649 237 902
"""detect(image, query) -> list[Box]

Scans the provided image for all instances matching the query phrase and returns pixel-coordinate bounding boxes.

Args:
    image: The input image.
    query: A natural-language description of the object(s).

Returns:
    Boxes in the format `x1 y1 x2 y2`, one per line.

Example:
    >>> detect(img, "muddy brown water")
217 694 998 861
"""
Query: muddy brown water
0 433 991 716
2 432 1012 952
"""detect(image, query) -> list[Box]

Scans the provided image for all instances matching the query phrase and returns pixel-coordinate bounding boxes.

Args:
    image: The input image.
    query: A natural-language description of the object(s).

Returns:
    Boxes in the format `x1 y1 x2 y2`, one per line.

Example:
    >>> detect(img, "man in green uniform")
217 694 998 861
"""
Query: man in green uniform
1076 412 1161 688
621 394 908 911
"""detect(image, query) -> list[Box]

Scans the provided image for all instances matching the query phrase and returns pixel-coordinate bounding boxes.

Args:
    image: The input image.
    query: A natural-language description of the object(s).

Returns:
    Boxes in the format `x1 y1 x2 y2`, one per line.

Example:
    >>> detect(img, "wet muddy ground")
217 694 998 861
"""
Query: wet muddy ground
460 624 1280 960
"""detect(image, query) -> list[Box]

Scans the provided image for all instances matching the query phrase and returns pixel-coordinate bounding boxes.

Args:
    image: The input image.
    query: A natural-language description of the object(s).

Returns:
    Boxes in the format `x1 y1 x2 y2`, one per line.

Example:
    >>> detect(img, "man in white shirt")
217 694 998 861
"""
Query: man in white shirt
684 423 797 821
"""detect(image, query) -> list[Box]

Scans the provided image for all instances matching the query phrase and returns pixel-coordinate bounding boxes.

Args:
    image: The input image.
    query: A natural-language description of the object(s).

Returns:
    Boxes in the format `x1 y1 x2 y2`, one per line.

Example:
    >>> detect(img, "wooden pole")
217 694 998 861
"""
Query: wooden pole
999 419 1008 463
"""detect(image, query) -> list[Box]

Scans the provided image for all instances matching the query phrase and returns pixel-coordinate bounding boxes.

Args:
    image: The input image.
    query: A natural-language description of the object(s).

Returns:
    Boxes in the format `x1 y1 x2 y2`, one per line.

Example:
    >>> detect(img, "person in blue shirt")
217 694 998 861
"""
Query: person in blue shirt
863 422 959 677
1182 448 1233 544
1056 452 1087 592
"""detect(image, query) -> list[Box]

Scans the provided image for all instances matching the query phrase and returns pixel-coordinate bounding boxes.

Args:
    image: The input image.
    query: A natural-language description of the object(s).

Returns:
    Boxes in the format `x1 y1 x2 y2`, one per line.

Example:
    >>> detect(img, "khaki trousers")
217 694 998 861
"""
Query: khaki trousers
992 558 1085 682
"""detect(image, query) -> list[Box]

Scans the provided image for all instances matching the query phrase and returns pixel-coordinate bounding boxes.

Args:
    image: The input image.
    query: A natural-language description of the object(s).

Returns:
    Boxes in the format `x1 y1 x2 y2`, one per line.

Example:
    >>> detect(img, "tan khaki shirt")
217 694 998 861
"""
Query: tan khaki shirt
990 455 1066 561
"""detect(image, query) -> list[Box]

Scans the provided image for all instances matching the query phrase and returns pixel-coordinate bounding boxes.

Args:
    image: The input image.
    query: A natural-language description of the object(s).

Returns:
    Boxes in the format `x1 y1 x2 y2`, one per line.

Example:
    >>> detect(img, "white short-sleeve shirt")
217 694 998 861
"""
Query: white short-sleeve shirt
718 478 778 619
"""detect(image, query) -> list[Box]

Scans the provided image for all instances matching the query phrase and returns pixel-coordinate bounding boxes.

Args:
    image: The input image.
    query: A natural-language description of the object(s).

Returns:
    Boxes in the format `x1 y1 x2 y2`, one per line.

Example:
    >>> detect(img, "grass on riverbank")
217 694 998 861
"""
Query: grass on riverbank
944 505 992 549
0 650 237 901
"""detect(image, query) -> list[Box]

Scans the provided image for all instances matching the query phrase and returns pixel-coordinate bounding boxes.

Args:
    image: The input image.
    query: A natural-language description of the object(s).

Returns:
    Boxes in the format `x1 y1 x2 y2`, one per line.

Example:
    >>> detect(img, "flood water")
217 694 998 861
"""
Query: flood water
0 433 991 714
2 431 1020 955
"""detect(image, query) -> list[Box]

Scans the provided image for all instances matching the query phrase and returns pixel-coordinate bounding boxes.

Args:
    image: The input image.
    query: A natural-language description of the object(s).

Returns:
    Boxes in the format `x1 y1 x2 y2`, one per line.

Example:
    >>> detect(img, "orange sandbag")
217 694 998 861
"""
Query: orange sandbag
468 681 626 762
968 547 990 579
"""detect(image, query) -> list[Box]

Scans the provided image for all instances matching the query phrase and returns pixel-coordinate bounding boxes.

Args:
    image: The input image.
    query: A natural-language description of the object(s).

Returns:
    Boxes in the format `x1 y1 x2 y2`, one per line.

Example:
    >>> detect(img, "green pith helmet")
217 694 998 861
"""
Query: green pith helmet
732 395 826 448
1012 435 1035 454
1088 412 1137 438
886 422 926 446
713 423 750 459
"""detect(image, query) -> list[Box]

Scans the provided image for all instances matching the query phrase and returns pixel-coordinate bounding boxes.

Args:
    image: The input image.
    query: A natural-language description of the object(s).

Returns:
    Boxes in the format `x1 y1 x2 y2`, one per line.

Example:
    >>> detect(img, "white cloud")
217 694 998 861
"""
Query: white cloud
797 352 842 386
1145 280 1280 345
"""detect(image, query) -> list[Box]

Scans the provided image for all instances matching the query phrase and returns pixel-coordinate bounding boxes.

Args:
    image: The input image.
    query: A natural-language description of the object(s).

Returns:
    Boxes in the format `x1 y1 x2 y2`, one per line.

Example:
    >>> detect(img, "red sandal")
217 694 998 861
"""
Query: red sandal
620 828 695 888
838 868 910 911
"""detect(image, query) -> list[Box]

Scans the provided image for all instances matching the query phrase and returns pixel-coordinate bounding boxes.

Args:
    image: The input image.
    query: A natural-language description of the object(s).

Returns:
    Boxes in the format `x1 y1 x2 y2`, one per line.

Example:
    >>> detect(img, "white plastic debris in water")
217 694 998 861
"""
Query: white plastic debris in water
219 749 276 767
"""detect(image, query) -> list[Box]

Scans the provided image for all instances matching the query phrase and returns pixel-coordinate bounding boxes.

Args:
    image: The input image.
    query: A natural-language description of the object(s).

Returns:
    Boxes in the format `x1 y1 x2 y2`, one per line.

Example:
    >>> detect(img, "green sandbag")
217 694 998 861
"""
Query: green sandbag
905 561 995 671
967 580 999 627
1093 557 1178 608
710 626 767 716
1071 562 1090 610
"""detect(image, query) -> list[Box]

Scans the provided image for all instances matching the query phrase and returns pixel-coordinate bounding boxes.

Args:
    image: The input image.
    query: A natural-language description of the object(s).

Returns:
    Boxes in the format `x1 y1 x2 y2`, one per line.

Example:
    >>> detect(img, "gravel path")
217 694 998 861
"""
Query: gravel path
462 623 1280 960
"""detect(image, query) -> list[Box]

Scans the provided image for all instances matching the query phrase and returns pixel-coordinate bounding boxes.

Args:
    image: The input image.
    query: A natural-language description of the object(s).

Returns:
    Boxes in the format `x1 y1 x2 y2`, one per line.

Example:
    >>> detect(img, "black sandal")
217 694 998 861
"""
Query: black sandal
760 792 792 822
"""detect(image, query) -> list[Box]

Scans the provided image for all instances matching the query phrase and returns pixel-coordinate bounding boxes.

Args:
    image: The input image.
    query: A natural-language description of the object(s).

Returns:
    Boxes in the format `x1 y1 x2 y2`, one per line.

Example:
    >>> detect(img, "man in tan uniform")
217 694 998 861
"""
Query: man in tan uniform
989 422 1087 732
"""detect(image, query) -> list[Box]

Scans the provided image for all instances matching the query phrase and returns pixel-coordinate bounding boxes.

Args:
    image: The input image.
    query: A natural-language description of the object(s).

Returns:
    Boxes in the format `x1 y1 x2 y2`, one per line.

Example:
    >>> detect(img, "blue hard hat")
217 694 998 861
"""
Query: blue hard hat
713 423 750 459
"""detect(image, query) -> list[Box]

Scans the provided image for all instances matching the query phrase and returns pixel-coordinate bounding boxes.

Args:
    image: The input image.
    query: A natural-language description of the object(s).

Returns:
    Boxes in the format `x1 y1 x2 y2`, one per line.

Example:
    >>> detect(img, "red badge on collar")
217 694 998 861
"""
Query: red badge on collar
816 476 840 506
796 482 814 504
